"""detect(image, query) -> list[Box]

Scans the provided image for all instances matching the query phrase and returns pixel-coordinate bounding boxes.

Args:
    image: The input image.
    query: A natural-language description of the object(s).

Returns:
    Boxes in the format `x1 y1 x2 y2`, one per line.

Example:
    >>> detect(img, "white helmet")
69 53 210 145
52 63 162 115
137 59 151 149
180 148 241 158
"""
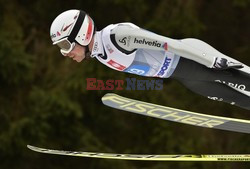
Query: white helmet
50 9 95 55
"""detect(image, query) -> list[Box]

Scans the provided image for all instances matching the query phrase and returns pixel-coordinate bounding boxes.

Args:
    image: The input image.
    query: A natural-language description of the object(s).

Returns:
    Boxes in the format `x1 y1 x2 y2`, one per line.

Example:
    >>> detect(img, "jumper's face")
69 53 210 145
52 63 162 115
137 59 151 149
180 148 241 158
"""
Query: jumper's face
63 44 87 62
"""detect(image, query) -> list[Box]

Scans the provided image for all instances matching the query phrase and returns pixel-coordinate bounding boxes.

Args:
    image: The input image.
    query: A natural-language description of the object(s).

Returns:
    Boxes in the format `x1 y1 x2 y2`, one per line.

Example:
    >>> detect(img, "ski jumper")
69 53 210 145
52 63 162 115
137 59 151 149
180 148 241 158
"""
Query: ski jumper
91 23 250 110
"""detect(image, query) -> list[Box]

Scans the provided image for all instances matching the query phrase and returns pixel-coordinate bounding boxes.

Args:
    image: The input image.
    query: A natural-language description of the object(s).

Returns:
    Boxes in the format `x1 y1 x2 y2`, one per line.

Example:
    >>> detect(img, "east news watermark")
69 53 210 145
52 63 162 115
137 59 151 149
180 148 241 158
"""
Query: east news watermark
86 78 163 90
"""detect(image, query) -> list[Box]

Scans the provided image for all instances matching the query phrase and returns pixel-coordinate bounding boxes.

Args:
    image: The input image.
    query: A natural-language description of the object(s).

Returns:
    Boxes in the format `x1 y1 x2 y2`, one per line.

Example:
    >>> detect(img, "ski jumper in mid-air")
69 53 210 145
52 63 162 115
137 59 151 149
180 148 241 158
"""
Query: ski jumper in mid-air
50 10 250 110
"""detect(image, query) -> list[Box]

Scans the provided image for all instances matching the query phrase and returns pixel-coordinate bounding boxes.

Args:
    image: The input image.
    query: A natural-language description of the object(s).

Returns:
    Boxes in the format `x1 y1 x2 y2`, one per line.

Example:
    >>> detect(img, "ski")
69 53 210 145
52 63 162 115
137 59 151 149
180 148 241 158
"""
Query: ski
102 93 250 134
27 145 250 161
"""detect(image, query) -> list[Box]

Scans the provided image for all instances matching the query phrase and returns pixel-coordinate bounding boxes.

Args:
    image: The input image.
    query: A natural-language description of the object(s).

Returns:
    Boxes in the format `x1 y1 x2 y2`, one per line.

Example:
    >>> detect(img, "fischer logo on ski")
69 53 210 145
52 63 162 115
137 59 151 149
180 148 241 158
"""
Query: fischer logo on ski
102 93 250 134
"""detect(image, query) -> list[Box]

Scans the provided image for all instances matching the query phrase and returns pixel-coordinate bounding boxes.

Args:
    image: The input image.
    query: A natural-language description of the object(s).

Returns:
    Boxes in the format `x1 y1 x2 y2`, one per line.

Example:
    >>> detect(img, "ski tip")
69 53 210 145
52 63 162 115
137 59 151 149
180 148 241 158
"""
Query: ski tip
27 145 36 151
101 93 116 102
27 145 43 152
102 93 116 97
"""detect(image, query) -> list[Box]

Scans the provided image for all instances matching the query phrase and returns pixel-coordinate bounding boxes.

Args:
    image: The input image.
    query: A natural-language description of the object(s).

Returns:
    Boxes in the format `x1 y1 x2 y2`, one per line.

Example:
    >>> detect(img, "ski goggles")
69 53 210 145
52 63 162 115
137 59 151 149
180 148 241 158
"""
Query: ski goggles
53 38 75 56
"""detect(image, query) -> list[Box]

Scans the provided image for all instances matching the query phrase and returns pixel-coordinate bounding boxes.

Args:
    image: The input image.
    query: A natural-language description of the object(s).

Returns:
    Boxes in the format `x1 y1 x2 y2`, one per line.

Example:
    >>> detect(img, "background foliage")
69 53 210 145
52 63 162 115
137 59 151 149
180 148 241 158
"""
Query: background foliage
0 0 250 168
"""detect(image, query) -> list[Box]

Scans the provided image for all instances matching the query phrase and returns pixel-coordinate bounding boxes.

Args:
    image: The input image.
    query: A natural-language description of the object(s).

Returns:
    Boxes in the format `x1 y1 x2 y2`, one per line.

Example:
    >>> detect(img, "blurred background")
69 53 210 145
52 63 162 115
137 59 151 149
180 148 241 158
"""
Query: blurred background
0 0 250 168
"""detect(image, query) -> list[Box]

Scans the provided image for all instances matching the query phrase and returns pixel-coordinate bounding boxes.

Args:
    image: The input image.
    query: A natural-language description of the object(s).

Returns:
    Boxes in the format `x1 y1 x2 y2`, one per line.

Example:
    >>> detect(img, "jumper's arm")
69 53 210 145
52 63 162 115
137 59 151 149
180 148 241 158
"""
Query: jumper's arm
111 24 245 69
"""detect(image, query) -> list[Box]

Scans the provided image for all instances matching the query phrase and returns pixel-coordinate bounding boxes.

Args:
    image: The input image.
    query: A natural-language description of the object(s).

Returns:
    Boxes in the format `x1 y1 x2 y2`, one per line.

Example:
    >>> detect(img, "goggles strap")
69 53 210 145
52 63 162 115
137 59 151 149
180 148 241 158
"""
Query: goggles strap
68 10 86 43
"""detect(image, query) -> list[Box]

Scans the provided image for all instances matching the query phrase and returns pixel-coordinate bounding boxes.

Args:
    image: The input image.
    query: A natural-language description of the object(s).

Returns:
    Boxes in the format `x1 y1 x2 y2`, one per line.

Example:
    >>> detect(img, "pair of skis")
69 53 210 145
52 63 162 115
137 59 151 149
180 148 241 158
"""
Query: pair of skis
28 93 250 162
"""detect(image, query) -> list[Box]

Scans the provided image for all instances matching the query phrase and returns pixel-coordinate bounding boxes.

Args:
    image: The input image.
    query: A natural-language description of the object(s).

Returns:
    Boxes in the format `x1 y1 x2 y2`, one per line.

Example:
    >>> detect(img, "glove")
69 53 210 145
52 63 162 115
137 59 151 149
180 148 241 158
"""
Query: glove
213 57 244 70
